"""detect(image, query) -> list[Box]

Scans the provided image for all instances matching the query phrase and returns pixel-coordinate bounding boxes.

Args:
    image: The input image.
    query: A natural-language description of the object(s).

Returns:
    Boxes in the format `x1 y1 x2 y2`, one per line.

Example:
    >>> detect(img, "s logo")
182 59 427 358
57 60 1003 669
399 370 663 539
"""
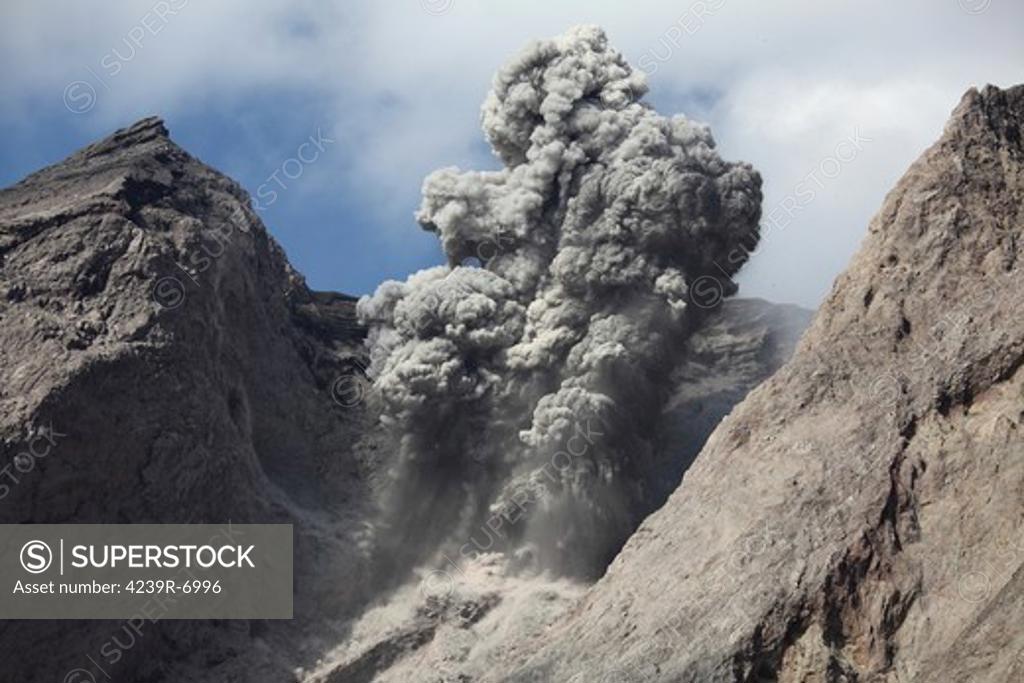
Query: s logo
20 540 52 574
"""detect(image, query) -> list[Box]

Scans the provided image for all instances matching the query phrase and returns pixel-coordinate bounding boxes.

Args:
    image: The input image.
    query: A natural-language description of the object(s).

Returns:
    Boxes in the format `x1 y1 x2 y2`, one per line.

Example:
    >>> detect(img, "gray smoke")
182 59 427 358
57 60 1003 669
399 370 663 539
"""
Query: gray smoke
359 25 762 578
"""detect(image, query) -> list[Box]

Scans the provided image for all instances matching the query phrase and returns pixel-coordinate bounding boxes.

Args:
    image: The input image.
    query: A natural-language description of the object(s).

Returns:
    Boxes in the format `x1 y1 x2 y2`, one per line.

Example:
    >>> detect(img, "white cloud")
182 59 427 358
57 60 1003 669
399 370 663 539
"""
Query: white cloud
2 0 1021 305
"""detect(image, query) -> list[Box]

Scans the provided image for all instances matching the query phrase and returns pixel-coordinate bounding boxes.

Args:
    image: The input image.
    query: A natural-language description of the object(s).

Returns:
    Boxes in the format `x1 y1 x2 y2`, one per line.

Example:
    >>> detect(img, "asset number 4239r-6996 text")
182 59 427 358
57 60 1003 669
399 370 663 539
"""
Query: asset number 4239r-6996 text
125 579 222 594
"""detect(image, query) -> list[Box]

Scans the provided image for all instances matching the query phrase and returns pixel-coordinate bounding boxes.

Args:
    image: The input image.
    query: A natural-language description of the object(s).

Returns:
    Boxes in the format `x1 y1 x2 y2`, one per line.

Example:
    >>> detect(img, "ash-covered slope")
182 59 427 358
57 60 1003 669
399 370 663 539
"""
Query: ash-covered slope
0 117 374 682
499 83 1024 683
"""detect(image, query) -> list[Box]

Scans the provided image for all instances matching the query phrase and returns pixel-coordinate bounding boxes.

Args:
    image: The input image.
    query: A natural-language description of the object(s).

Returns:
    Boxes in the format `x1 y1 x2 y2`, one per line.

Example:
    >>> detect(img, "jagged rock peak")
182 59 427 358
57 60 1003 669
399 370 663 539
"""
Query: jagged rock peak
947 83 1024 144
79 115 170 154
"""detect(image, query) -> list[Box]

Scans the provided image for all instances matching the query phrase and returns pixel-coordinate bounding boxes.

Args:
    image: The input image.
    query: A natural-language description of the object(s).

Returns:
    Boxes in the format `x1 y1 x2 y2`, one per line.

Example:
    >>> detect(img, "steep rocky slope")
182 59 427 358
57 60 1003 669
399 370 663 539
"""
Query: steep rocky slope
0 117 375 682
497 84 1024 683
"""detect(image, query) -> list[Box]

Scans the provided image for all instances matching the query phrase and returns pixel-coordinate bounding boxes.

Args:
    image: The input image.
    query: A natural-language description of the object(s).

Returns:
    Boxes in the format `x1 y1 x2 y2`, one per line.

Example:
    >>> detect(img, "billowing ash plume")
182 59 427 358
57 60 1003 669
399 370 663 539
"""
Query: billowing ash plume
359 25 762 578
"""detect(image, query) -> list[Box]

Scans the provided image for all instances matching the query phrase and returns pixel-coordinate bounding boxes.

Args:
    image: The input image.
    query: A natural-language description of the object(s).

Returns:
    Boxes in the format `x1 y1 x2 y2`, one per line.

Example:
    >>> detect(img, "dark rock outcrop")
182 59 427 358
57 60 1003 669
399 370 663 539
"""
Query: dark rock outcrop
496 84 1024 683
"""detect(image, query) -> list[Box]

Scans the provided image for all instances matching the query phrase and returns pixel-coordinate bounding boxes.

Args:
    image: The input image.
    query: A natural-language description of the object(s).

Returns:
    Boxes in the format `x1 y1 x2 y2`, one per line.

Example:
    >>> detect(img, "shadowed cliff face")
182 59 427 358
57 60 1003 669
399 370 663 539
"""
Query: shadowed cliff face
0 116 809 682
493 84 1024 683
0 117 377 683
0 117 370 521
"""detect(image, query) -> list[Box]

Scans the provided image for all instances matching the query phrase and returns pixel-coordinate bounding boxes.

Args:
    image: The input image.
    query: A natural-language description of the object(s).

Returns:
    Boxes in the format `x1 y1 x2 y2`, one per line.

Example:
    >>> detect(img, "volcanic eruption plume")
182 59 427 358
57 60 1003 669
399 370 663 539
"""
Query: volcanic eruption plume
359 25 762 578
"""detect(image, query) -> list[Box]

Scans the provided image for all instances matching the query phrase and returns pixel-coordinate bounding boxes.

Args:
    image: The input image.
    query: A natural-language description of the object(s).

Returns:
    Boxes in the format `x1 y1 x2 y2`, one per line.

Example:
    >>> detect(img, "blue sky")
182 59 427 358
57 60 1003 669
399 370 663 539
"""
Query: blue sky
2 0 1022 306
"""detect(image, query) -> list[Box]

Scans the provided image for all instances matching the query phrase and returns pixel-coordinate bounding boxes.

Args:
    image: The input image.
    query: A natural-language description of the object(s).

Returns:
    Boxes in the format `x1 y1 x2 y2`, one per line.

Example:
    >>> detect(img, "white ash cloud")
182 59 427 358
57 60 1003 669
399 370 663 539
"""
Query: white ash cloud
359 25 762 577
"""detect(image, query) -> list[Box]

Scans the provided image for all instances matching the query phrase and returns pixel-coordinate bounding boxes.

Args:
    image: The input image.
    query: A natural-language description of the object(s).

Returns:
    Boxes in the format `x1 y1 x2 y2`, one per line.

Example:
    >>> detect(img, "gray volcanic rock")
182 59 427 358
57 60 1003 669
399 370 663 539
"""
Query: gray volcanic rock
496 83 1024 682
0 117 374 683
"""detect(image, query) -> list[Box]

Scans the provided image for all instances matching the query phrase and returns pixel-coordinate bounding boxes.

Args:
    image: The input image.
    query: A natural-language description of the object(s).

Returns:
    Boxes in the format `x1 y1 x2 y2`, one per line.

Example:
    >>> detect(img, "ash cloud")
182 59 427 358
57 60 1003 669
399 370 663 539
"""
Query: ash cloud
359 25 762 578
